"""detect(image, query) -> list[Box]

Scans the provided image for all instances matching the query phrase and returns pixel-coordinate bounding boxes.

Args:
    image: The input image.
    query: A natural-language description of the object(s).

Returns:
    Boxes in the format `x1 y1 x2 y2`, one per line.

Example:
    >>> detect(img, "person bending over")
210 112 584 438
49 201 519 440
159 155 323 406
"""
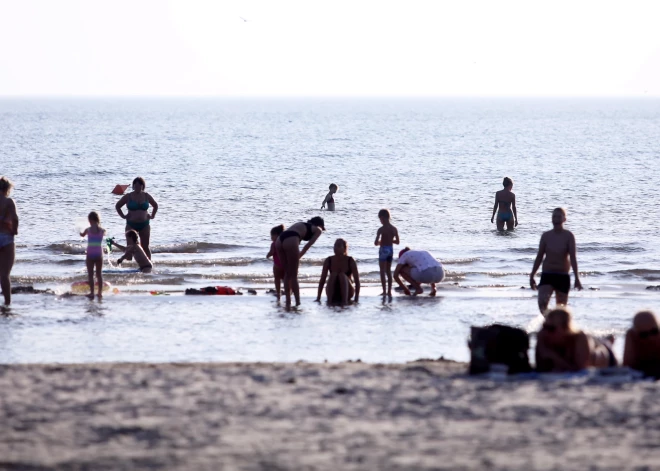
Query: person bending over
394 247 444 297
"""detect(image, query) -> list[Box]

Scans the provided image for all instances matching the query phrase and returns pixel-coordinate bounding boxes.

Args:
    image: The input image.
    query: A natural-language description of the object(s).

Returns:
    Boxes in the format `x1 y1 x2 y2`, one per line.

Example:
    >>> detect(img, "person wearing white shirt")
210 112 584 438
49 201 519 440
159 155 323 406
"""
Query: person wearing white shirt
394 247 444 296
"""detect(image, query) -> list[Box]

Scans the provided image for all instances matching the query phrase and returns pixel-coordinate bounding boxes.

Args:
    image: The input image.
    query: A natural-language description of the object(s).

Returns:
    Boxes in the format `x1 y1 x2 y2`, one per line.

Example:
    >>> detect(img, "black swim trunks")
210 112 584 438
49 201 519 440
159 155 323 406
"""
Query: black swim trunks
539 273 570 294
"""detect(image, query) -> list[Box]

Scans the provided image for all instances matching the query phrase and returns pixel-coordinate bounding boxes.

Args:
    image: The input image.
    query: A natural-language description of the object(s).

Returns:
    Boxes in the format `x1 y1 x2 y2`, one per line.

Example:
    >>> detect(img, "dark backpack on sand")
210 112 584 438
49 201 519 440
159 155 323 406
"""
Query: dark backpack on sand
468 324 532 375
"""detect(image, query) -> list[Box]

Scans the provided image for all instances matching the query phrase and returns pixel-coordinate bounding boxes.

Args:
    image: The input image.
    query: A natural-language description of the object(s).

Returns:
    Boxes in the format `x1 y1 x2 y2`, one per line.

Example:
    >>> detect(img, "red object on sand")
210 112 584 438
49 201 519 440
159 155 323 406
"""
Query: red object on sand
111 184 129 195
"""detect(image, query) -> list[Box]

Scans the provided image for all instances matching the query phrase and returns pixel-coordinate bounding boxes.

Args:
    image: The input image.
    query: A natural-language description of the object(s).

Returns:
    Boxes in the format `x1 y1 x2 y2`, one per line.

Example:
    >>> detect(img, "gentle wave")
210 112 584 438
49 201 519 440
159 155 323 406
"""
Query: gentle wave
42 241 247 255
611 269 660 280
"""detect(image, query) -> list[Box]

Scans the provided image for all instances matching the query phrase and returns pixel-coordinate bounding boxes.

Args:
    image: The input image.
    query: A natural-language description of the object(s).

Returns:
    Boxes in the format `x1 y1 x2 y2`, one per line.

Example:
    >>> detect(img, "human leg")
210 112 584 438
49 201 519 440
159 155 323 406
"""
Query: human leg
337 273 350 306
281 238 300 306
273 266 283 301
0 243 15 305
402 266 423 295
138 225 152 260
86 258 96 299
95 258 103 299
386 261 393 296
379 261 387 295
326 273 338 304
537 285 554 315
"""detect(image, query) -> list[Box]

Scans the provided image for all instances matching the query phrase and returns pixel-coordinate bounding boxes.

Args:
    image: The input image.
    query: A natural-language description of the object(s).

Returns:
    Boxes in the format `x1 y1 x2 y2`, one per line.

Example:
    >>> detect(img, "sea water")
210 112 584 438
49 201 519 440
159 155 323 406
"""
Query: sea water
1 98 659 363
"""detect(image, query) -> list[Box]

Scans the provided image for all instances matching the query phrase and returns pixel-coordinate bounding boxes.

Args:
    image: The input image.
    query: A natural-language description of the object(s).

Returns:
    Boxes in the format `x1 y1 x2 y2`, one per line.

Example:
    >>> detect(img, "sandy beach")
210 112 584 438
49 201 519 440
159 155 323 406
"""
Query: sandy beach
1 361 659 470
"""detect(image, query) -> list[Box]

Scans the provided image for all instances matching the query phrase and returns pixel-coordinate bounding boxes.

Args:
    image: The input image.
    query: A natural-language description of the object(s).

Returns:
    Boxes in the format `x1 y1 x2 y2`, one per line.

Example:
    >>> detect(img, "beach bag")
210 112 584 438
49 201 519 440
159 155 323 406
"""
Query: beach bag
468 324 532 375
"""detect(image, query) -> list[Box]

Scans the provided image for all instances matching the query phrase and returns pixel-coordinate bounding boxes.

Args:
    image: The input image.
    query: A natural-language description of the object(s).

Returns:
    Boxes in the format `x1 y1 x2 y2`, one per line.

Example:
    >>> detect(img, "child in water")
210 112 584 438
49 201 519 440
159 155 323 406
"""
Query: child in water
374 209 400 297
80 211 106 299
111 230 153 273
266 224 285 301
321 183 338 211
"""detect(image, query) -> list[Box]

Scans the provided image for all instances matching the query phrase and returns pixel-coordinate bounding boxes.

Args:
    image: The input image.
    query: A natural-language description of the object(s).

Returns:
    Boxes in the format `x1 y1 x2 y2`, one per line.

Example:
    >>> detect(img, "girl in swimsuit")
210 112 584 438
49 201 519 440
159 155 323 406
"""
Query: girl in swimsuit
111 231 153 273
0 177 19 306
316 238 360 306
115 177 158 260
491 177 518 231
80 211 106 300
266 224 285 301
275 216 325 307
321 183 338 211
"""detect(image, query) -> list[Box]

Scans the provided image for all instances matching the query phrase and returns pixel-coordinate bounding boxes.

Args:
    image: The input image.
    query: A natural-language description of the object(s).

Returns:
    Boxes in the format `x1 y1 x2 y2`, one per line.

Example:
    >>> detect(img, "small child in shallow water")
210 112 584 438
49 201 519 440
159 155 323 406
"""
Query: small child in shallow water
266 224 285 301
374 209 399 297
321 183 338 211
80 211 106 299
111 230 153 273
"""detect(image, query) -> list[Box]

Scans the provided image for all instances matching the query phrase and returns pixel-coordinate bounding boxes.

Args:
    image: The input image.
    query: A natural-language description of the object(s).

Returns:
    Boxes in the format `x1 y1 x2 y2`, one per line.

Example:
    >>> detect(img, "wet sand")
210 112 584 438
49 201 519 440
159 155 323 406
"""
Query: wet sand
1 361 659 470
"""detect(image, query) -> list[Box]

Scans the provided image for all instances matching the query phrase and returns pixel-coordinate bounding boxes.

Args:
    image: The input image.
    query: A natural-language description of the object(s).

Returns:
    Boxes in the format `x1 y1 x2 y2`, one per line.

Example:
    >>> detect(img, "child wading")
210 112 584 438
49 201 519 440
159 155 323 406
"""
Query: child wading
266 224 285 301
111 230 153 273
80 211 106 299
374 209 399 297
321 183 338 211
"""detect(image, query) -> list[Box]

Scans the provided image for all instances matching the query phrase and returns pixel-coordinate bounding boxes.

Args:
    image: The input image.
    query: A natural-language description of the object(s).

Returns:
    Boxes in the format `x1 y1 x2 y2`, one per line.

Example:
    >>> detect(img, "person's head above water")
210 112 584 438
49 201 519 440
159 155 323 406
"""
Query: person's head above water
503 177 513 189
125 230 139 244
552 207 567 227
132 177 146 192
88 211 100 225
0 176 14 196
334 238 348 256
399 247 411 259
308 216 325 231
329 183 338 193
378 209 391 221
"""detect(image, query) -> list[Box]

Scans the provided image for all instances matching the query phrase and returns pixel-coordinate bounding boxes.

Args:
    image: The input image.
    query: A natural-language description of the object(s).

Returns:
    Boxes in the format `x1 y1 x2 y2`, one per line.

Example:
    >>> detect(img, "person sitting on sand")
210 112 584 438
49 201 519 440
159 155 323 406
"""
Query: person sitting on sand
536 307 616 372
491 177 518 230
529 208 582 315
316 238 360 306
320 183 338 211
111 230 153 273
394 247 444 296
623 310 660 378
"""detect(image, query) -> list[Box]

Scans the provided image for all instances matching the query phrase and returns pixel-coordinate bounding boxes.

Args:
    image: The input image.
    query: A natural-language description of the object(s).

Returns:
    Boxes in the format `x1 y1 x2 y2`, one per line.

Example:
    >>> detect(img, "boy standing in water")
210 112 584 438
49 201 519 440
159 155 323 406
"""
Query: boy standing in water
374 209 400 297
530 208 582 315
321 183 338 211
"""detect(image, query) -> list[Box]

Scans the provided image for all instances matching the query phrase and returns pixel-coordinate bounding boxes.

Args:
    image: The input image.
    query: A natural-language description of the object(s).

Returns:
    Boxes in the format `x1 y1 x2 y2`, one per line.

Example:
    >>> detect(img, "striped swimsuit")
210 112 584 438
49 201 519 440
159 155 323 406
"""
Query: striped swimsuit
87 228 105 259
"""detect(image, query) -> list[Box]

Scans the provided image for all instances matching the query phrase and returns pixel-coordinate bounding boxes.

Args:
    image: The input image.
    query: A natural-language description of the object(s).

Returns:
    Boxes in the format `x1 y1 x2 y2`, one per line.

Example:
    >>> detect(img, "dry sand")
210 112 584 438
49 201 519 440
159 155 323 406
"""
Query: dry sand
1 361 659 470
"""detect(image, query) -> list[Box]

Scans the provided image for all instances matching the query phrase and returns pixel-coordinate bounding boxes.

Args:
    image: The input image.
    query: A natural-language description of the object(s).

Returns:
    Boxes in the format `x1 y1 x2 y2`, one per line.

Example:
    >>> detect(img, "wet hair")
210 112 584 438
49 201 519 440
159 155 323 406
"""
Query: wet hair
308 216 325 231
0 176 14 194
88 211 100 224
125 230 139 243
553 207 567 216
270 224 285 237
378 209 391 220
132 177 146 189
503 177 513 188
335 238 348 254
545 307 576 332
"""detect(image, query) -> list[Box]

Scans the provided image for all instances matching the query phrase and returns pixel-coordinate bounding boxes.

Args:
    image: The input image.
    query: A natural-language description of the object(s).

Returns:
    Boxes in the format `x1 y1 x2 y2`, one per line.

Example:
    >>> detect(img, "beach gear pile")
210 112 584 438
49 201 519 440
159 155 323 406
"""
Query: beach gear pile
184 286 240 295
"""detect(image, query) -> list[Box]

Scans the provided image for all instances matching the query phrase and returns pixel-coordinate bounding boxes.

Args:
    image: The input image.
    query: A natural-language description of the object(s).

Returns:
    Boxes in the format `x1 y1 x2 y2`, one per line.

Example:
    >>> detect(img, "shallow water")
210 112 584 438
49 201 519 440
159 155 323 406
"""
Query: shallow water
1 98 659 363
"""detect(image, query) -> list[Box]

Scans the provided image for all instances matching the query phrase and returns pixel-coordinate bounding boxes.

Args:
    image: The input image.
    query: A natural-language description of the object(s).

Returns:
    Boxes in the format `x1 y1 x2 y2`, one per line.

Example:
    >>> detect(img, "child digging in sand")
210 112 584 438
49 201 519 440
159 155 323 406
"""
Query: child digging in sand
266 224 285 301
80 211 106 299
374 209 399 297
111 230 153 273
321 183 338 211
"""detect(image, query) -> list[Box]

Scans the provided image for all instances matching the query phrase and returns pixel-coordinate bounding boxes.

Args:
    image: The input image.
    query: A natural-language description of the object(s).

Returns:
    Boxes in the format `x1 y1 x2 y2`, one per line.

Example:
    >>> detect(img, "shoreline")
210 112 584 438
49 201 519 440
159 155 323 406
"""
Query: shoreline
1 361 658 470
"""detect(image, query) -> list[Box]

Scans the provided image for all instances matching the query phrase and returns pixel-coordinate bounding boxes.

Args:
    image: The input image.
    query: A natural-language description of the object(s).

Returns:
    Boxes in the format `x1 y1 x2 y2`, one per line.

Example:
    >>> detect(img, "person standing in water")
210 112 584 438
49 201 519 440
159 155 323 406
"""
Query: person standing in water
374 209 399 297
321 183 338 211
0 177 19 306
530 208 582 315
80 211 106 300
491 177 518 230
275 216 325 307
115 177 158 260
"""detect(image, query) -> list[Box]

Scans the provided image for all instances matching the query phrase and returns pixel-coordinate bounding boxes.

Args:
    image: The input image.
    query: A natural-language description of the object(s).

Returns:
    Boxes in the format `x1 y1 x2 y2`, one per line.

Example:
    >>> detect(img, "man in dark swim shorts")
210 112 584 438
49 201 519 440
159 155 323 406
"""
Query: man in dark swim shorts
529 208 582 315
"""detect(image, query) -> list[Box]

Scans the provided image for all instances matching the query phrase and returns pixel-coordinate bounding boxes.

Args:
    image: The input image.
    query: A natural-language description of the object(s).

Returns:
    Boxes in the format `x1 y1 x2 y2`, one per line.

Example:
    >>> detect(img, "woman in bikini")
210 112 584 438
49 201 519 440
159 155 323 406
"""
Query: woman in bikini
536 307 616 372
115 177 158 260
0 177 19 306
275 216 325 307
490 177 518 231
316 238 360 306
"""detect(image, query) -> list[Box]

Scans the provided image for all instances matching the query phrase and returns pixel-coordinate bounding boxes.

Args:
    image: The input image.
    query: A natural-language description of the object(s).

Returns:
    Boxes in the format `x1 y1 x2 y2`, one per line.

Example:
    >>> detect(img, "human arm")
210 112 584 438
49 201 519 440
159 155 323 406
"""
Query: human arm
572 333 591 370
393 263 411 296
117 244 135 264
351 258 360 302
115 195 128 219
529 236 546 290
146 193 158 219
393 228 400 245
622 329 638 368
80 228 88 237
374 228 381 246
568 232 582 290
512 194 518 227
491 193 498 223
5 199 18 235
321 192 331 209
535 331 576 372
316 258 330 301
111 240 127 251
266 244 274 259
299 228 322 259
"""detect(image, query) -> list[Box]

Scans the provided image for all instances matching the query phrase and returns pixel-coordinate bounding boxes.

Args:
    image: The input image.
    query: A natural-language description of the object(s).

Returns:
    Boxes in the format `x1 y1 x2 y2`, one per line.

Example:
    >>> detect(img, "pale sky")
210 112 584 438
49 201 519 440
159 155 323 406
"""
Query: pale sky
1 0 659 97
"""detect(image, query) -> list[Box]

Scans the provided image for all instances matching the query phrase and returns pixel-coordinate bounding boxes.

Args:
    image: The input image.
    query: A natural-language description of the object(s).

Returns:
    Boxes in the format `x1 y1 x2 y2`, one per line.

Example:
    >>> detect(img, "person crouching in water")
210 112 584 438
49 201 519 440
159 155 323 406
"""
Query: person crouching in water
536 307 616 372
111 230 153 273
80 211 106 299
316 238 360 306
